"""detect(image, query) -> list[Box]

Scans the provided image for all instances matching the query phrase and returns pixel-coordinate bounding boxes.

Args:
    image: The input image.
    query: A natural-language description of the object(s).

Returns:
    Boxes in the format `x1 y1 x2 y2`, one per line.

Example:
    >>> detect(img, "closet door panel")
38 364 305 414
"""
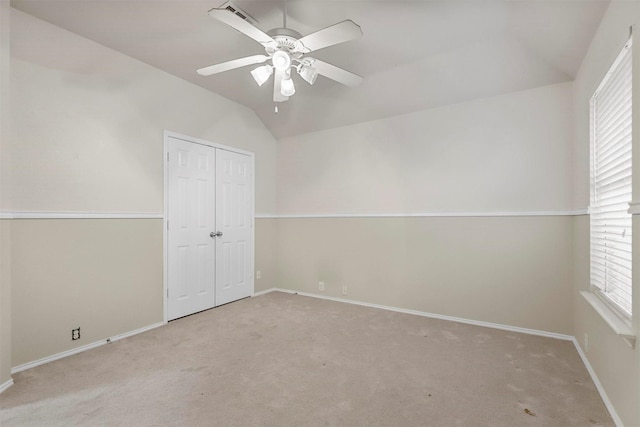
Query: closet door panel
167 138 216 320
215 150 253 306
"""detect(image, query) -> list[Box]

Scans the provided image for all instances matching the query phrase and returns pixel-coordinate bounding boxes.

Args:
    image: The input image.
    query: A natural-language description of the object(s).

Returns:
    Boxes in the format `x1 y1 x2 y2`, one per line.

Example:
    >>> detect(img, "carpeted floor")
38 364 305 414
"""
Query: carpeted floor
1 291 614 426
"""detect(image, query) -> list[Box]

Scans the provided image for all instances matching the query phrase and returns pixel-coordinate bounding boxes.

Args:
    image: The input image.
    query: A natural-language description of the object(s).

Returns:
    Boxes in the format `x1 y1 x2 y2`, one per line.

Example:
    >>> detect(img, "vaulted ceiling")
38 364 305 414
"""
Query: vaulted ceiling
11 0 610 139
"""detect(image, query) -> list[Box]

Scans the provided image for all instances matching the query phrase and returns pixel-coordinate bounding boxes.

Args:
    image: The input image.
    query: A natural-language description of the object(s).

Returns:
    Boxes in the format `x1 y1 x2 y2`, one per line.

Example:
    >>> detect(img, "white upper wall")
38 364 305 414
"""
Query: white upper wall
277 82 573 215
6 9 277 215
573 0 639 210
0 1 9 213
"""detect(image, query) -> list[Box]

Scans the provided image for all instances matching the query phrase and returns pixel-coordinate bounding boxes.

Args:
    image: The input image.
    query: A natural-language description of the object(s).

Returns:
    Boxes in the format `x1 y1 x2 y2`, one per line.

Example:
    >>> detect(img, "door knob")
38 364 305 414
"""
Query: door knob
210 231 223 238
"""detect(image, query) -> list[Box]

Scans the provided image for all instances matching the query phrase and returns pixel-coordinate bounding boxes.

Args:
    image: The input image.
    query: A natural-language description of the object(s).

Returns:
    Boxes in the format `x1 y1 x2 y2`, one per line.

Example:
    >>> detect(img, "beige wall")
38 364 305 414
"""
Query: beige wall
255 218 277 293
11 219 162 366
574 217 639 426
5 9 278 371
0 221 10 385
277 216 574 335
275 82 576 336
572 1 640 426
0 0 11 386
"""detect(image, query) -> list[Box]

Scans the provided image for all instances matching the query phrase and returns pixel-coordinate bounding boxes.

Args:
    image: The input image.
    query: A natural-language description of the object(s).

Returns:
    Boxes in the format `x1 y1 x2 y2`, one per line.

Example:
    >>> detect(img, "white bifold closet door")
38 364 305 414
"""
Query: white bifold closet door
215 149 253 306
167 137 253 321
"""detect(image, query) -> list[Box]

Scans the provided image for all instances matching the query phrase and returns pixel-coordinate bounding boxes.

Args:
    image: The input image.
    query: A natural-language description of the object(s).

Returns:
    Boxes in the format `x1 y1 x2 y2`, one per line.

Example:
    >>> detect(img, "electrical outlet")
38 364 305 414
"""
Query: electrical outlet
342 286 348 296
256 270 262 279
72 327 81 341
318 281 325 292
584 333 589 353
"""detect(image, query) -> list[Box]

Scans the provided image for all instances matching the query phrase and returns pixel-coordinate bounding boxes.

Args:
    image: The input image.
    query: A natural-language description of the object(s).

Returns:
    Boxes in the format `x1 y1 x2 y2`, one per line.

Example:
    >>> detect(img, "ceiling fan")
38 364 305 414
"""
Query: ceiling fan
197 2 364 104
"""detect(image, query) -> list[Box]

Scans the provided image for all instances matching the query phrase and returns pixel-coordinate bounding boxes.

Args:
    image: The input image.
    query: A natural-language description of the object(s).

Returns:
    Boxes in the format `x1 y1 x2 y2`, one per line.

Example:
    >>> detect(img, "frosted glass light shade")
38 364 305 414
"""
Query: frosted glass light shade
250 65 273 86
298 65 318 85
281 75 295 96
272 51 291 71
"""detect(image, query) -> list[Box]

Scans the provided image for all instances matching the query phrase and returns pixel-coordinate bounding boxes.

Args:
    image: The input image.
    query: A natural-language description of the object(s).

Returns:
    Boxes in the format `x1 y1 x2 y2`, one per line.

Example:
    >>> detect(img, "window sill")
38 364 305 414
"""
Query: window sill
580 291 636 348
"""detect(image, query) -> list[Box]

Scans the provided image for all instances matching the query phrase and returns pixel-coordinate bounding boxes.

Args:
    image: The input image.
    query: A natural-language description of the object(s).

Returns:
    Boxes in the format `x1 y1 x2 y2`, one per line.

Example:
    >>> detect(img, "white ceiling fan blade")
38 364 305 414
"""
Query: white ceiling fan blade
273 68 289 102
307 58 363 87
197 55 269 76
208 8 278 49
296 20 362 54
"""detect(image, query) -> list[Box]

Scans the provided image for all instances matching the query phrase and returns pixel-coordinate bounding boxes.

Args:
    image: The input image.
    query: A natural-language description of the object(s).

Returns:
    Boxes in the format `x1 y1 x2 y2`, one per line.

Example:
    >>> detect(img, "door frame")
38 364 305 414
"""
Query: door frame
163 130 255 323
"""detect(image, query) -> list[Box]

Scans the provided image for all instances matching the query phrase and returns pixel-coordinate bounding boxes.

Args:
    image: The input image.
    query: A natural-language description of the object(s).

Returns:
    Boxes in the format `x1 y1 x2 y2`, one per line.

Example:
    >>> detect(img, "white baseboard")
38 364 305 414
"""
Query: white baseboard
264 288 573 341
571 338 623 427
258 288 622 425
0 378 14 393
11 322 164 374
252 287 277 297
106 322 164 343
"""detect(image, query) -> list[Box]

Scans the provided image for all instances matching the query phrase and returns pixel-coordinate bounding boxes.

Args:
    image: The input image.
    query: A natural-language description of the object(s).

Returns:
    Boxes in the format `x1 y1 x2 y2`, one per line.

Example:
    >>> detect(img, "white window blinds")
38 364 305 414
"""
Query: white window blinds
590 37 633 318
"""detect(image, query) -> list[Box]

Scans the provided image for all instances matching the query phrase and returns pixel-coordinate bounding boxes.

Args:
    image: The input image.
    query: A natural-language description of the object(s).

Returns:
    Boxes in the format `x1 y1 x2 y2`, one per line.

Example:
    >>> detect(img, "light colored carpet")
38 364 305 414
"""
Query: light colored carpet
1 291 613 426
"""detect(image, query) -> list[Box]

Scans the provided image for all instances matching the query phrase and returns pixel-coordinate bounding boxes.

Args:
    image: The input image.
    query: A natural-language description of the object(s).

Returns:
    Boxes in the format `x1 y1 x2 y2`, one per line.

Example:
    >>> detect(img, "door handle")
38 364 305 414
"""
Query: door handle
210 231 223 238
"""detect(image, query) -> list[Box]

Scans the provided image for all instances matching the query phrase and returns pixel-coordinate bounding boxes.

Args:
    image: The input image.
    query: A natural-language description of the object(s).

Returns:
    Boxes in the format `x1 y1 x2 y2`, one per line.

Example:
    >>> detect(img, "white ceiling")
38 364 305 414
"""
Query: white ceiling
11 0 610 139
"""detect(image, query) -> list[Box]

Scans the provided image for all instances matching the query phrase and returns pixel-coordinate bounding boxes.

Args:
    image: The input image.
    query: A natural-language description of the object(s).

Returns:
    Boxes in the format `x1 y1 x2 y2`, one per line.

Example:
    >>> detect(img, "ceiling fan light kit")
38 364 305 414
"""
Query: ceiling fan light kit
280 73 296 97
250 64 273 86
271 50 291 71
298 64 318 85
197 4 363 104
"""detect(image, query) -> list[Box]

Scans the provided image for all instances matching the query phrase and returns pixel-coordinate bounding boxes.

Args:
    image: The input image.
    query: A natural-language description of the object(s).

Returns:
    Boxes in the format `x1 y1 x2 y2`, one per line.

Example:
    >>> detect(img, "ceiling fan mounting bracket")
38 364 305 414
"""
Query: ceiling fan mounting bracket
267 28 302 40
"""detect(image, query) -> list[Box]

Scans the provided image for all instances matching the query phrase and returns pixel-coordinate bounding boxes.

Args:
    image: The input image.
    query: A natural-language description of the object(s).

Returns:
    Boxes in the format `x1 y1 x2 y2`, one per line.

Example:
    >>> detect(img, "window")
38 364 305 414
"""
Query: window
590 36 633 319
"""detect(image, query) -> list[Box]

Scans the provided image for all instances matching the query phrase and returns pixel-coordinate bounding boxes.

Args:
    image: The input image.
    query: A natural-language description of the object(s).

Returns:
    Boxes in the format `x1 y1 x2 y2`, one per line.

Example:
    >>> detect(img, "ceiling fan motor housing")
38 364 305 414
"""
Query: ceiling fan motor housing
266 28 304 58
